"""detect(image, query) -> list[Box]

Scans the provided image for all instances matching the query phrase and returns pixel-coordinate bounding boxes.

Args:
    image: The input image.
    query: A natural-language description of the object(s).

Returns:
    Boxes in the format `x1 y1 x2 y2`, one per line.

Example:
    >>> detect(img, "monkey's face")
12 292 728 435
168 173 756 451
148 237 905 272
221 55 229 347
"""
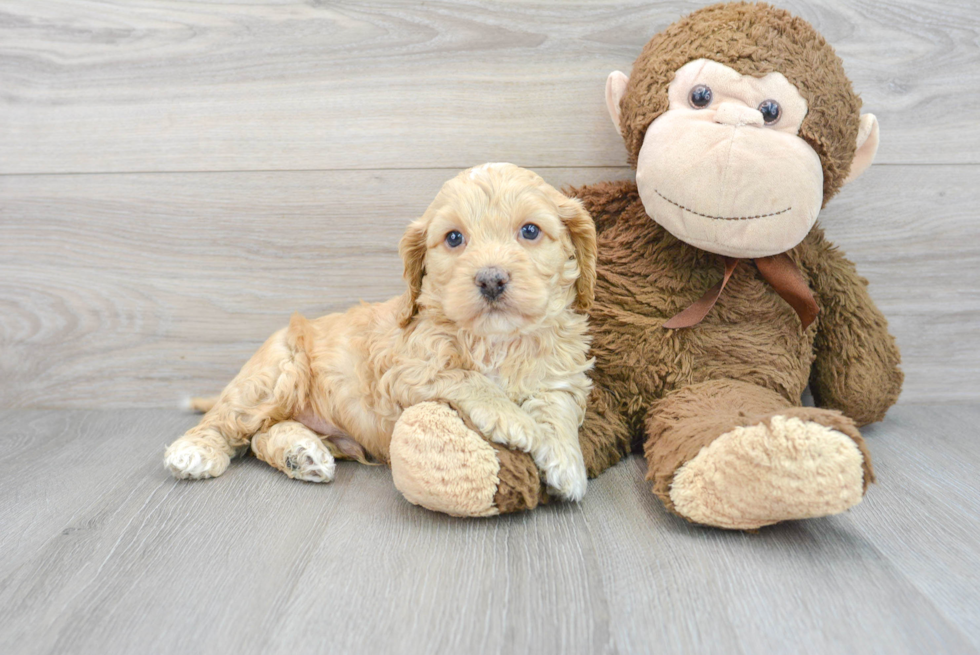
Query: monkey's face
634 59 824 258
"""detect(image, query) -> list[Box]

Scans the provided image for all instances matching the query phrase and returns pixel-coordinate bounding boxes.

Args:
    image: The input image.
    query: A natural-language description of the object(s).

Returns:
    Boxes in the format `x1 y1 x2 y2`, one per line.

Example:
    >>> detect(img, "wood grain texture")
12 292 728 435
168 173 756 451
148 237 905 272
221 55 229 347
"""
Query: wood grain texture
1 0 978 174
0 406 977 654
858 405 980 646
1 165 975 408
585 448 978 655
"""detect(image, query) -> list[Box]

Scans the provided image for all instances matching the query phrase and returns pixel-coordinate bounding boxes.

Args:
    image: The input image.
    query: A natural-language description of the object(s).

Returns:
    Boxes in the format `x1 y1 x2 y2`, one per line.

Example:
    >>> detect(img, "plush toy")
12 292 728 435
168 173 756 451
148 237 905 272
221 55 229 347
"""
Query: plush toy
390 1 903 529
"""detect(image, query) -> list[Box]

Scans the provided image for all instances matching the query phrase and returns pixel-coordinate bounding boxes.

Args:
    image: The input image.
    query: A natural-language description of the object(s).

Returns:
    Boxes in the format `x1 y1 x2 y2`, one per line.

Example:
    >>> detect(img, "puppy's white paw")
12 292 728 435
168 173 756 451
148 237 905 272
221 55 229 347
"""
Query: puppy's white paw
283 439 336 483
539 446 588 502
164 440 230 480
487 411 539 452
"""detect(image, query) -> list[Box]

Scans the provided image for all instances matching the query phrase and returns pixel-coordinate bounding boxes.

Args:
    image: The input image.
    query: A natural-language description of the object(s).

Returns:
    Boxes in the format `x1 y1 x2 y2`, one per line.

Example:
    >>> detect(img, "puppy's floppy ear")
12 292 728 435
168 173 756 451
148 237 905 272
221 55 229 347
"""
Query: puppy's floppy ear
397 217 428 327
557 196 597 311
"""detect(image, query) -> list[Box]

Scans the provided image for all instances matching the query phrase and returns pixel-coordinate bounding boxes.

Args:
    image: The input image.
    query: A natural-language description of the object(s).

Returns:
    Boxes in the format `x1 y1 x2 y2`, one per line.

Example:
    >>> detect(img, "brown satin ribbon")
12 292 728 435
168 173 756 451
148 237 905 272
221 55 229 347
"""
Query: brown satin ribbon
663 253 819 330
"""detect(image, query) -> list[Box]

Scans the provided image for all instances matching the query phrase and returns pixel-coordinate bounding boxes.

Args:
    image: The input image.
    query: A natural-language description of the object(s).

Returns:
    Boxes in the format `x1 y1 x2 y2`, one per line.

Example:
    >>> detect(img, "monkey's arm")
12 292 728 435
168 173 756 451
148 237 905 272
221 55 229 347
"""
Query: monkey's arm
800 227 903 426
566 180 639 234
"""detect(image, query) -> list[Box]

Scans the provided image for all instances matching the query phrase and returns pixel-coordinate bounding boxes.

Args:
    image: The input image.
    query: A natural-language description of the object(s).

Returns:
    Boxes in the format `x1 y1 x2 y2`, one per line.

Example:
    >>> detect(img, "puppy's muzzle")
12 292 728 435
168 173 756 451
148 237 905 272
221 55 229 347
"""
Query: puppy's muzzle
475 267 509 302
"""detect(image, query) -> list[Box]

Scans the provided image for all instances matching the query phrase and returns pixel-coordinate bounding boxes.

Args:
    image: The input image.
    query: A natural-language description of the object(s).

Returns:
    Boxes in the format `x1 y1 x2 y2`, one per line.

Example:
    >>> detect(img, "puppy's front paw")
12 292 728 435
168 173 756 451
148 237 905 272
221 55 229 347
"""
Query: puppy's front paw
464 405 536 452
495 413 541 452
283 439 336 483
164 440 230 480
539 446 588 502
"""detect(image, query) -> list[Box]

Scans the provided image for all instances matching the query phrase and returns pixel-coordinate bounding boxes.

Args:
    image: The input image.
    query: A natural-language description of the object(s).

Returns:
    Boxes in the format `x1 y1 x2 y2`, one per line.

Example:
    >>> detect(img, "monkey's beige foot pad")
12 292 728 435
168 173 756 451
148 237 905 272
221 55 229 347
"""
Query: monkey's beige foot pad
669 415 865 530
390 402 546 517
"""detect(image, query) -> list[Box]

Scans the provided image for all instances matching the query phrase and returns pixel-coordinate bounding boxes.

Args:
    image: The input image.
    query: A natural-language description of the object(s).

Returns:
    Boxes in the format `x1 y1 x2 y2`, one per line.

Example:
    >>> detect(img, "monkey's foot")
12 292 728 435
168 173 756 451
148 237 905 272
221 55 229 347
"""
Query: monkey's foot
669 415 866 530
390 402 546 517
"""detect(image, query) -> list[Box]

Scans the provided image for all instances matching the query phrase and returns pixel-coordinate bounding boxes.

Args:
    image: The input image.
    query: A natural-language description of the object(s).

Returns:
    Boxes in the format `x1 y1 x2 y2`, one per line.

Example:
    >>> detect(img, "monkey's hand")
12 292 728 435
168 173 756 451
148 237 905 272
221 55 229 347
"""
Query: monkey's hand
802 228 903 426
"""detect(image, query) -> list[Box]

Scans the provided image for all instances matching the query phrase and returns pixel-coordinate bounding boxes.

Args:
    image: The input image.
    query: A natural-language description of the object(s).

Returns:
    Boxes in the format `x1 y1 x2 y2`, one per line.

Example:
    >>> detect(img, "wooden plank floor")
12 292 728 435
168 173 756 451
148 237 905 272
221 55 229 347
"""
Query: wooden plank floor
0 405 977 654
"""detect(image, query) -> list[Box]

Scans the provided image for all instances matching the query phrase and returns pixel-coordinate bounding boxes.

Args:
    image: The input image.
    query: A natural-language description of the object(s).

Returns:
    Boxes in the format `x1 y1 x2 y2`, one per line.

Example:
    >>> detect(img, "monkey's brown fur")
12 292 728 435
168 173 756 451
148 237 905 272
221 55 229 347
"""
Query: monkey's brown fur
574 180 900 478
484 2 903 526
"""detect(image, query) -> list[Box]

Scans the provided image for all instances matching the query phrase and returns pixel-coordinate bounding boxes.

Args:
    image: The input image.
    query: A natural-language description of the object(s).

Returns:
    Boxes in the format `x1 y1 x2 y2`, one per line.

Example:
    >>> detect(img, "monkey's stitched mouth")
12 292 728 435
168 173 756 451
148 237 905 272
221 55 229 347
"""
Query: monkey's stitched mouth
654 189 792 221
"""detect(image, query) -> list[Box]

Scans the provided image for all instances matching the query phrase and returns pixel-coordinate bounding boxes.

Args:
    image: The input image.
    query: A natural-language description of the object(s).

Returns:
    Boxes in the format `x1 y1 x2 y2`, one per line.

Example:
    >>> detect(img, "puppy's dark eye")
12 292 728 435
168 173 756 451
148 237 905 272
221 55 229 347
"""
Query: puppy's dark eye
445 230 464 248
689 85 712 108
758 99 781 125
520 223 541 241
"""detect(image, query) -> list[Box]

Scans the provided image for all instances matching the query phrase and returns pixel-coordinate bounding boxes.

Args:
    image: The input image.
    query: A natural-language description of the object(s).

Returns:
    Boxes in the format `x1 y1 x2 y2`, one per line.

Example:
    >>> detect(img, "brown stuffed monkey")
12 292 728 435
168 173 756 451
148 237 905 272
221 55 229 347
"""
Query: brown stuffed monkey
390 1 903 529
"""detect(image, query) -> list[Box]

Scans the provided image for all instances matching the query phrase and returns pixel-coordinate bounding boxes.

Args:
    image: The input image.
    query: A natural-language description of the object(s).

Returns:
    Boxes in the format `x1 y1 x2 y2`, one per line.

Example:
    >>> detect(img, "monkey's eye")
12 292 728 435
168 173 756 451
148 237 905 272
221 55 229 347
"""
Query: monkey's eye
445 230 465 248
689 85 712 108
758 99 781 125
520 223 541 241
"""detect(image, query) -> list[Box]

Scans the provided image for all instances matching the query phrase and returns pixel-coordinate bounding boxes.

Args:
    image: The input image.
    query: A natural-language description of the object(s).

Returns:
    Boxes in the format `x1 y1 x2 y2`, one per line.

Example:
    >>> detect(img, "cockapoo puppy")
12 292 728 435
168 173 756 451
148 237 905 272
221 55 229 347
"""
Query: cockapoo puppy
164 163 597 502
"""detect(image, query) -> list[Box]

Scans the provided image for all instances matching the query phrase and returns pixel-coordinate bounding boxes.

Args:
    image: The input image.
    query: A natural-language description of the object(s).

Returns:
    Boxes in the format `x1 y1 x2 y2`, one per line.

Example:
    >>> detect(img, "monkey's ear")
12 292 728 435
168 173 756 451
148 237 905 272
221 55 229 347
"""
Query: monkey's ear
844 113 879 185
397 218 428 327
605 71 630 136
558 197 598 312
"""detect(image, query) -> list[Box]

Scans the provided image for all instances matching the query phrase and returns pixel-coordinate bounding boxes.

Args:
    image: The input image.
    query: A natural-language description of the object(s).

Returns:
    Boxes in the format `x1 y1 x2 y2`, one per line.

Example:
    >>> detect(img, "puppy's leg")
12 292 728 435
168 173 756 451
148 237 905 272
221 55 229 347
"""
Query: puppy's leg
435 373 543 453
521 391 588 502
252 421 336 483
165 318 313 480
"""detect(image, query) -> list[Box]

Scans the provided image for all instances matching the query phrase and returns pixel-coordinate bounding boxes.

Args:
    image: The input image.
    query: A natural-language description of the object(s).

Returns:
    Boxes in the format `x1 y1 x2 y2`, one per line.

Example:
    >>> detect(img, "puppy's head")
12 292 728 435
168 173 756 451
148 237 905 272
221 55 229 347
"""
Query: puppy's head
399 163 596 335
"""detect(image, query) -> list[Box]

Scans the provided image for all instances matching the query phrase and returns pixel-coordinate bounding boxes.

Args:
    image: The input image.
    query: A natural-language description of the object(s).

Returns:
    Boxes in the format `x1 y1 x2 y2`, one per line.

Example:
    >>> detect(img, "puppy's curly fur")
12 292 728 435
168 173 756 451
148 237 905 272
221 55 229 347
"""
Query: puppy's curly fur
164 163 597 501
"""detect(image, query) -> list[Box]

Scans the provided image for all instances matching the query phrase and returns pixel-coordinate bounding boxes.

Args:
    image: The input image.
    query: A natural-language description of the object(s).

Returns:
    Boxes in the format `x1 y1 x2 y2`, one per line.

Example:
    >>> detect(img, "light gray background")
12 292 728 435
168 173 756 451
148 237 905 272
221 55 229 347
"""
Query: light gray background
1 2 978 653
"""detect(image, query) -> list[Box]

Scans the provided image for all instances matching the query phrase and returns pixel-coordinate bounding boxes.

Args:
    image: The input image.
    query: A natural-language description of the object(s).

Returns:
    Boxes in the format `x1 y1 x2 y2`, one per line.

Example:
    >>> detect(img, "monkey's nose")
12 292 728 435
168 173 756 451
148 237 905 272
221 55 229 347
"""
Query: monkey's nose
713 102 764 128
475 267 510 301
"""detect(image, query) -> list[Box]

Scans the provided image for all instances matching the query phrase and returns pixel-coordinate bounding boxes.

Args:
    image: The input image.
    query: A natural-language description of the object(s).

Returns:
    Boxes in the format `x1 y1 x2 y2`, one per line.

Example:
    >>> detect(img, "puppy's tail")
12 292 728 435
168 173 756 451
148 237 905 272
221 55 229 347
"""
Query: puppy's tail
184 396 218 414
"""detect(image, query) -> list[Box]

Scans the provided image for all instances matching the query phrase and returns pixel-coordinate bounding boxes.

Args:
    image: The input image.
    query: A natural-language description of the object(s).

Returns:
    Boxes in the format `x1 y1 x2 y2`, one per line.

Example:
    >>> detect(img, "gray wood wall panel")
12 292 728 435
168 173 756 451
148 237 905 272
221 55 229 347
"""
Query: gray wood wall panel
1 165 976 408
1 1 978 404
0 406 977 654
1 0 978 175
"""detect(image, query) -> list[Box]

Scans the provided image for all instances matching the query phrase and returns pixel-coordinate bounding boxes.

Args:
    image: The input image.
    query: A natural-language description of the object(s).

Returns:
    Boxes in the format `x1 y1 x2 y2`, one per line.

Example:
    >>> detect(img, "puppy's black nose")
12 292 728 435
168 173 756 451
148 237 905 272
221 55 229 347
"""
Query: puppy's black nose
475 267 510 301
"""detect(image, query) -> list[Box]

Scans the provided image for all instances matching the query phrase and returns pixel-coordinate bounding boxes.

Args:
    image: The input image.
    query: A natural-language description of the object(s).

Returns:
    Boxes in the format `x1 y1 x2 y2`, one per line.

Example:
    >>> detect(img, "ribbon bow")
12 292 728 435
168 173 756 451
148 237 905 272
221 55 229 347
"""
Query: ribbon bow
663 253 819 330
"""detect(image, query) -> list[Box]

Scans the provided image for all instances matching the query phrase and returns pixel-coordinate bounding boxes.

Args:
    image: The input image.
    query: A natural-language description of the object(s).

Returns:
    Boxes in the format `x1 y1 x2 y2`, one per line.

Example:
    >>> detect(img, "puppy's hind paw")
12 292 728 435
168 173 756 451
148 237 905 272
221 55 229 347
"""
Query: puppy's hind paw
164 440 230 480
284 439 336 483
